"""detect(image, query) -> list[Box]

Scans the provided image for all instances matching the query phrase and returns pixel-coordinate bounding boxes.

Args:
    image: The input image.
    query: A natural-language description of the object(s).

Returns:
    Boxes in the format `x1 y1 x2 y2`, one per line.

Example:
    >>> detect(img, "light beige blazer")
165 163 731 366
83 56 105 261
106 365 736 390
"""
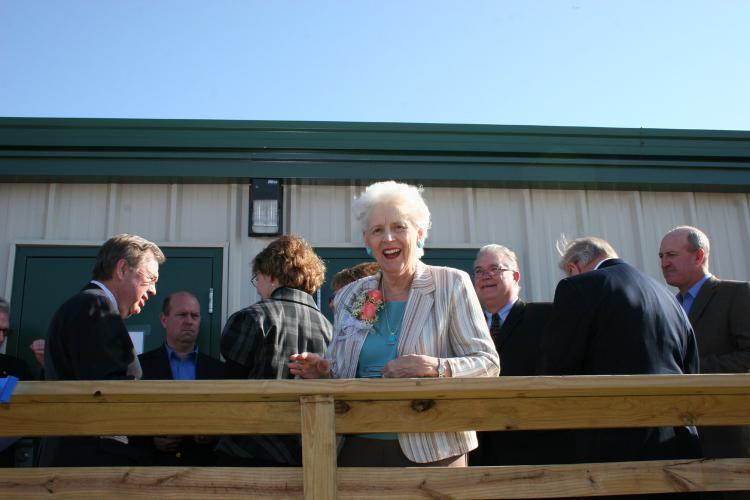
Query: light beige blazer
329 261 500 463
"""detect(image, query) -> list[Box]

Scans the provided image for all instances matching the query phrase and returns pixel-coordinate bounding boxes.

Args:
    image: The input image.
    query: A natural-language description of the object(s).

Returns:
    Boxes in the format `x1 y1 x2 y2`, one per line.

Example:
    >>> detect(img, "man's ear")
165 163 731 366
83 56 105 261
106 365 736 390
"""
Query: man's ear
695 248 706 267
512 270 521 284
159 312 168 329
114 259 129 280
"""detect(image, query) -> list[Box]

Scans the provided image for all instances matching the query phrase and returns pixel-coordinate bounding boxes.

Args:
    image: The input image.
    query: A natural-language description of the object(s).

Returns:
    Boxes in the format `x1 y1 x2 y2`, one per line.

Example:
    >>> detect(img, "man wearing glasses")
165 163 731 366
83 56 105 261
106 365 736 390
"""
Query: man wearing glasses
39 234 165 467
0 298 31 381
1 297 33 466
470 244 561 466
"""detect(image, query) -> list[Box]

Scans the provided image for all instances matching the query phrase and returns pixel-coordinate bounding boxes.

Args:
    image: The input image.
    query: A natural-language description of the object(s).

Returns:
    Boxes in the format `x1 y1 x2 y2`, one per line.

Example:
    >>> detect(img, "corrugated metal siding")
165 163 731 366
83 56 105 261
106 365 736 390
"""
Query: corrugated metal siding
1 183 749 322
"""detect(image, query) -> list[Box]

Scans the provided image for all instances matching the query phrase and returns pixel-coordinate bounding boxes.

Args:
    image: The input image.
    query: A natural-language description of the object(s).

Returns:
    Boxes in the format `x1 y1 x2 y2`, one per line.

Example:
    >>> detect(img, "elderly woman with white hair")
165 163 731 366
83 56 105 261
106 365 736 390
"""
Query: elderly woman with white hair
290 180 499 467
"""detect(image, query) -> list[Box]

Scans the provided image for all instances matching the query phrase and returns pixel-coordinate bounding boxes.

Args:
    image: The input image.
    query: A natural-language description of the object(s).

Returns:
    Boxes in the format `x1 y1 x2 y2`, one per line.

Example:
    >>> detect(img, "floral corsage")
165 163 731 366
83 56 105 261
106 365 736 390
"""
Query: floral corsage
347 289 384 324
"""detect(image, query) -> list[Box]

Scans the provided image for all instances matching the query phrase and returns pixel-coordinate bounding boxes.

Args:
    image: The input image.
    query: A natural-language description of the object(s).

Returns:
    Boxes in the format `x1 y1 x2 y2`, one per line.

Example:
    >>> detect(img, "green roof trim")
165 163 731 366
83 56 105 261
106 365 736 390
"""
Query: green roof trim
1 118 749 191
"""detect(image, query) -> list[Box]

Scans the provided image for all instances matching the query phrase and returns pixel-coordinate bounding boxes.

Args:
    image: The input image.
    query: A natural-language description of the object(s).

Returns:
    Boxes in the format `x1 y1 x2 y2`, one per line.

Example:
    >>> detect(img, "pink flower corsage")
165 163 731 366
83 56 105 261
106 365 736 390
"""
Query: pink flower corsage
347 289 384 325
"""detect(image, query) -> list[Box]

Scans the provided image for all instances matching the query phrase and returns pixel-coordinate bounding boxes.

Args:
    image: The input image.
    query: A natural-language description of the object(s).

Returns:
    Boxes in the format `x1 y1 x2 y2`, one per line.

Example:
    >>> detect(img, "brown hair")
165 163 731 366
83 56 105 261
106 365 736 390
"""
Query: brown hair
92 233 166 281
162 291 199 315
252 235 326 295
331 262 380 292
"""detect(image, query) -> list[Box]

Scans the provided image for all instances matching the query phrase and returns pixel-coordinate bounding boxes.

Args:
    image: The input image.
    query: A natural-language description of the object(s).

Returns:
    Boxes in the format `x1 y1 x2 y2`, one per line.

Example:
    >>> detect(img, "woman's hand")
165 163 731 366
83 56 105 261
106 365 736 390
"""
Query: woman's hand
289 352 331 379
382 354 447 378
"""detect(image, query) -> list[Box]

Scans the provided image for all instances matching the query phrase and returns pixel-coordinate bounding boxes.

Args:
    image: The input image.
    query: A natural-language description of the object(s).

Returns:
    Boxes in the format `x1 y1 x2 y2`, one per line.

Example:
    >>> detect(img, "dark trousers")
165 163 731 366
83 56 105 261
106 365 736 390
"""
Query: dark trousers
38 437 148 467
338 436 467 467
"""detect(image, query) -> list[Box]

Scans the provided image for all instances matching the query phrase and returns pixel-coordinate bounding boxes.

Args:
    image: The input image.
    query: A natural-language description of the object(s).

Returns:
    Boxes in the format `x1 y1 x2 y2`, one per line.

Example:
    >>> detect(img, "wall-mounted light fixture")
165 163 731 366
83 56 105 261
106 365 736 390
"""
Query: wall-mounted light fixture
249 178 283 236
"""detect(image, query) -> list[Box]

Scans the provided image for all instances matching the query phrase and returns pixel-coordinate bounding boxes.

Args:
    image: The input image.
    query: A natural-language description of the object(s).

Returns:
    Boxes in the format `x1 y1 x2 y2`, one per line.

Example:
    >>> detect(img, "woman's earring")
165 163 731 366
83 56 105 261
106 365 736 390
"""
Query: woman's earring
365 247 373 257
417 239 424 249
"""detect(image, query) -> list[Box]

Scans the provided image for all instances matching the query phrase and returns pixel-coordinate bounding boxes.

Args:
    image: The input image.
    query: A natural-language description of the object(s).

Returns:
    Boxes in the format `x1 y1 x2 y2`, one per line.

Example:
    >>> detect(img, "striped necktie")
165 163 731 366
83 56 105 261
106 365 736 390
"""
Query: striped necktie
490 312 502 346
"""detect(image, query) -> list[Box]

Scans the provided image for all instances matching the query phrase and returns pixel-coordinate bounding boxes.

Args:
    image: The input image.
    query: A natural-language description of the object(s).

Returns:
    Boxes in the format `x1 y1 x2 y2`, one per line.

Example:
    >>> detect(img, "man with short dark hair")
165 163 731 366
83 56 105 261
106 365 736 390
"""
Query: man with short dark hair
137 291 224 465
40 233 165 466
538 236 701 471
660 225 750 494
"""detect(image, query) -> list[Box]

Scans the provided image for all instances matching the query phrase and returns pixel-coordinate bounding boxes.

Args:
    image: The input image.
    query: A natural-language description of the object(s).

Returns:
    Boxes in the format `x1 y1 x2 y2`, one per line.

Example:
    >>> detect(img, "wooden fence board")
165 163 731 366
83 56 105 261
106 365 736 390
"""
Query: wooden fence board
1 459 747 499
0 402 300 436
10 375 750 403
334 394 750 432
0 467 304 499
301 395 337 500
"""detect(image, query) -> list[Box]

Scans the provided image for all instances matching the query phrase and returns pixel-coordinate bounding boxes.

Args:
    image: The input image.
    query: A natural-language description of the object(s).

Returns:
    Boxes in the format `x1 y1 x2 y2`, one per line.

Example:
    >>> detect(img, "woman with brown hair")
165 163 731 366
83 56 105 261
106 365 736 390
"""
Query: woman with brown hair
215 234 332 466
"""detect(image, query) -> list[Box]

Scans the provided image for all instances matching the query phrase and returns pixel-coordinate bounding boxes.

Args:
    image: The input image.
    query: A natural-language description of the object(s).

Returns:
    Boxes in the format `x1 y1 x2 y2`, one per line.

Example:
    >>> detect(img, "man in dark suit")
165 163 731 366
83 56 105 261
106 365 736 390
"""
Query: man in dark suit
137 291 224 465
0 298 32 381
1 297 33 467
660 226 750 499
40 233 165 466
469 244 566 466
537 237 701 469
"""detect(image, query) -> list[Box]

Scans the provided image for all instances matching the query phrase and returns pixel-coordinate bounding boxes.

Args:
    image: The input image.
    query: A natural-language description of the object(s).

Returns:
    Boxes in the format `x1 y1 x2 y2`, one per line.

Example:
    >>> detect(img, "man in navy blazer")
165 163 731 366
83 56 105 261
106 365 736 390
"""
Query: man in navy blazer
137 291 224 465
537 237 701 468
41 234 165 466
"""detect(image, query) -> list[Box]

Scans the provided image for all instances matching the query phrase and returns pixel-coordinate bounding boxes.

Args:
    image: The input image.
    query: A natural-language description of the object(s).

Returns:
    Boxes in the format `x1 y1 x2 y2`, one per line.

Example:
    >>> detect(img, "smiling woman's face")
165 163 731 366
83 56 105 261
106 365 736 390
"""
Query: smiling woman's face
363 201 423 282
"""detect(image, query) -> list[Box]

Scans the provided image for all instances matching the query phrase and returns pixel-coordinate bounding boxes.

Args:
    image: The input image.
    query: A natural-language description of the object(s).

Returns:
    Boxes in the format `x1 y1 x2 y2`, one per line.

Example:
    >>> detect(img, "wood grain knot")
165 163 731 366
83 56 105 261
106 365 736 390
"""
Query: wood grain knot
411 399 435 412
334 400 351 414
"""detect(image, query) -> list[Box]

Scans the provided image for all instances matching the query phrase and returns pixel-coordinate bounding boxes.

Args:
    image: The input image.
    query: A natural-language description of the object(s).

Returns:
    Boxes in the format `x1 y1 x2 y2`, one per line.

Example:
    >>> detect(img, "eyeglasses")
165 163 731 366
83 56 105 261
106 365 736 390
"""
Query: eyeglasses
473 267 515 279
251 273 258 288
136 268 159 286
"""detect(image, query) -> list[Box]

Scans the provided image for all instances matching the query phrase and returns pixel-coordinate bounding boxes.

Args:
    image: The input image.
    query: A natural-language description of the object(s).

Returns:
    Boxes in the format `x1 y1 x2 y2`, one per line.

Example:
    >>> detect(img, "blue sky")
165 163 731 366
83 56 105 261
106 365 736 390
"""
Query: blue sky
1 0 749 130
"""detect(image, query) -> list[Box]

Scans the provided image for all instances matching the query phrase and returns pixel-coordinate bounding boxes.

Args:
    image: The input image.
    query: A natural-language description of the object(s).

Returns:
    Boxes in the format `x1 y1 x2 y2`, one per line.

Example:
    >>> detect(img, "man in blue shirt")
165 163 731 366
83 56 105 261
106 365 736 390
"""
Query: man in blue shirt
660 225 750 487
137 291 224 465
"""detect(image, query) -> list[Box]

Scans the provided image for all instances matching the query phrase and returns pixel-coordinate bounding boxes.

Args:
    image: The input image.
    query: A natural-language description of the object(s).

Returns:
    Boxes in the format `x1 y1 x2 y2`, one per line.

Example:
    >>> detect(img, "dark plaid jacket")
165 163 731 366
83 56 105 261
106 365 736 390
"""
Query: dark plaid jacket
217 287 332 464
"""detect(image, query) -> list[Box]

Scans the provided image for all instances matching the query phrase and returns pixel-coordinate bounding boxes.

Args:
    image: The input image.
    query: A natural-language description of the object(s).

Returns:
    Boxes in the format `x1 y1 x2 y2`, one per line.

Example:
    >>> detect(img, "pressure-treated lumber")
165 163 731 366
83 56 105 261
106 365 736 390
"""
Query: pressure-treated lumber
1 459 748 499
301 395 337 500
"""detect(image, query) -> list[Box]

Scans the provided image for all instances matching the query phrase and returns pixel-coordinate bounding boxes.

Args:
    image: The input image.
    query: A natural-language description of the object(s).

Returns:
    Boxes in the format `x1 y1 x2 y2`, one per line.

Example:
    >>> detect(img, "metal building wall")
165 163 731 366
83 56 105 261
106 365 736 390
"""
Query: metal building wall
2 182 749 327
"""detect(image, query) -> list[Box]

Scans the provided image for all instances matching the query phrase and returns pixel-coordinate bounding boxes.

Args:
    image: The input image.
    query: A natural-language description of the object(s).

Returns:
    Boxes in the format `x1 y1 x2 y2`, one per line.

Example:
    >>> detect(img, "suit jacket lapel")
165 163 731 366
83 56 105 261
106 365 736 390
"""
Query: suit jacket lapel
156 345 175 379
398 262 435 354
688 276 719 324
497 300 524 349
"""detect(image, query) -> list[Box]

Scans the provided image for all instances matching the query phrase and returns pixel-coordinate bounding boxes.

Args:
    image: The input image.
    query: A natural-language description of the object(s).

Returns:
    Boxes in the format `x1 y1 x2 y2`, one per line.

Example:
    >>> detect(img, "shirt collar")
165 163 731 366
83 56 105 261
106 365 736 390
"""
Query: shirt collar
164 342 198 359
685 274 711 300
90 280 119 312
164 341 198 359
484 297 517 323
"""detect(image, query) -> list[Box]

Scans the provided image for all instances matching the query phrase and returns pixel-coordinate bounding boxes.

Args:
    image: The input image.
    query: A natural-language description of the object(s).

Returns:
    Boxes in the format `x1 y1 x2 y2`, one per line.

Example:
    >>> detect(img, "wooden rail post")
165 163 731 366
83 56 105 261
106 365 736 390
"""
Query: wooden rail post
300 394 337 500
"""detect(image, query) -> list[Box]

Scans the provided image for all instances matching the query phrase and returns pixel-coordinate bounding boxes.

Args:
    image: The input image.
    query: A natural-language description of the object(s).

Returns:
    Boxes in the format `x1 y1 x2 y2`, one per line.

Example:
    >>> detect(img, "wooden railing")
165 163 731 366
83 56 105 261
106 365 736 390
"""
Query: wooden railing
1 375 750 498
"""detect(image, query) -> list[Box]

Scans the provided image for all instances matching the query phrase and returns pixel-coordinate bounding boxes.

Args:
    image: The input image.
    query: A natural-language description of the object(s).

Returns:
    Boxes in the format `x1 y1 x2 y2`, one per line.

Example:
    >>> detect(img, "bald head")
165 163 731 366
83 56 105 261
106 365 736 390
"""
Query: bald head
659 226 710 294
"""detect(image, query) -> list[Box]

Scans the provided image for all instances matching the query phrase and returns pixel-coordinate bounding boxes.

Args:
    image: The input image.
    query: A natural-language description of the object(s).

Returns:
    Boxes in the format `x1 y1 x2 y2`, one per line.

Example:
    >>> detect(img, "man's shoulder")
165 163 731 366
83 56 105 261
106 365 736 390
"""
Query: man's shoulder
56 284 109 311
712 278 750 291
197 351 225 377
0 352 32 379
138 345 166 362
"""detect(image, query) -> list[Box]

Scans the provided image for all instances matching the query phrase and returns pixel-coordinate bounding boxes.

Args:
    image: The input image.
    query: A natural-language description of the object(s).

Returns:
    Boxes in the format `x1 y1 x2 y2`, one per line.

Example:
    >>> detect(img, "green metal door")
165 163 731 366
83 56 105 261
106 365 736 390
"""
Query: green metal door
314 247 478 322
8 245 223 378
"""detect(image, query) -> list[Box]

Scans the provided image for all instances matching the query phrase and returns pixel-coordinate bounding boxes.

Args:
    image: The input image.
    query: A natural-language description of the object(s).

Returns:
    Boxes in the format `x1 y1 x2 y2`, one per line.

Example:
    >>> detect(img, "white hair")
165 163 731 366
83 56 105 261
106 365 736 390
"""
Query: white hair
475 244 519 271
352 181 432 257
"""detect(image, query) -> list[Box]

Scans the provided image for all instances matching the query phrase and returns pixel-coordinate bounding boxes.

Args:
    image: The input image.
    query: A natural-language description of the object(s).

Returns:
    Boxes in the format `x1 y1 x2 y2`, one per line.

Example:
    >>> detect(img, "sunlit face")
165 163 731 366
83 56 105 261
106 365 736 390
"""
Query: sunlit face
118 252 159 318
659 232 704 291
363 201 423 281
0 312 8 349
473 252 520 309
161 293 201 351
